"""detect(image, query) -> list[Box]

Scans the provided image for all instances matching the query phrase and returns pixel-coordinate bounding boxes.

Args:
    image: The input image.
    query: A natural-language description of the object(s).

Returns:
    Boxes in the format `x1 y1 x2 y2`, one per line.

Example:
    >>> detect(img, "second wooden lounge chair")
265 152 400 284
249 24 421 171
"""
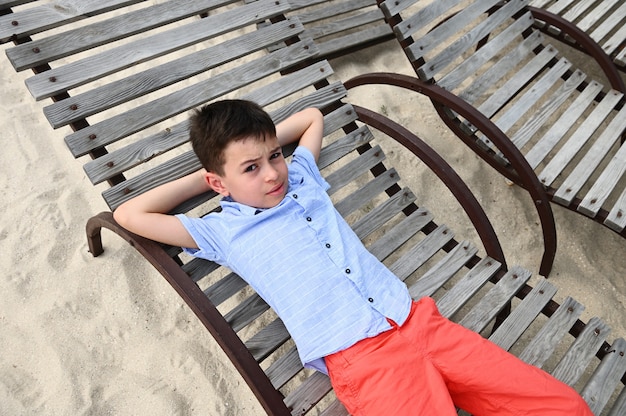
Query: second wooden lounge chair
347 0 626 277
1 0 625 414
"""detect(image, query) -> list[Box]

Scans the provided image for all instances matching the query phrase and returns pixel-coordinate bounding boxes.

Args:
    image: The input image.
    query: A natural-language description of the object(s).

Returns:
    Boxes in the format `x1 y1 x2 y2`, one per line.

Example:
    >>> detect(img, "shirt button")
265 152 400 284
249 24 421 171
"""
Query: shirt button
368 298 374 303
306 216 312 222
293 194 298 199
345 268 351 274
325 243 331 248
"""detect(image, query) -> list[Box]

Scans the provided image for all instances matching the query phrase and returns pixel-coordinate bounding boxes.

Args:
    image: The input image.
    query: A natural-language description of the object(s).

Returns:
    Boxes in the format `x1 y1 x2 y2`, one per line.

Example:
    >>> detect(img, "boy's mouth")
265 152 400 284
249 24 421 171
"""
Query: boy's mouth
267 183 285 196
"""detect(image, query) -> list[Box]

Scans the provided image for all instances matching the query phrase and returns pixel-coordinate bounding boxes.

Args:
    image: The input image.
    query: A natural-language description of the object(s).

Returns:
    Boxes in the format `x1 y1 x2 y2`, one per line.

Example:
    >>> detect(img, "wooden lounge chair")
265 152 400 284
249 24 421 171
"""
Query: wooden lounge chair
529 0 626 76
347 0 626 278
2 1 625 414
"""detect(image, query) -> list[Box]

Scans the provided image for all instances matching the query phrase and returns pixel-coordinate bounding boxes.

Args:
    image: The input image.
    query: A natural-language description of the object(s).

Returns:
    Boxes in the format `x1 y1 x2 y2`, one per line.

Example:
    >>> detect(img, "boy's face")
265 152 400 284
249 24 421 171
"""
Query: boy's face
206 135 288 209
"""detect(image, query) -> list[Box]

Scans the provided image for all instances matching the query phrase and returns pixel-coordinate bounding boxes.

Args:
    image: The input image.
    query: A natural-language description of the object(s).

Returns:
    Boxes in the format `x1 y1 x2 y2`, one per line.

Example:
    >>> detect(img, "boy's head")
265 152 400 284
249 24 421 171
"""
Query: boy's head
189 99 276 176
190 99 288 209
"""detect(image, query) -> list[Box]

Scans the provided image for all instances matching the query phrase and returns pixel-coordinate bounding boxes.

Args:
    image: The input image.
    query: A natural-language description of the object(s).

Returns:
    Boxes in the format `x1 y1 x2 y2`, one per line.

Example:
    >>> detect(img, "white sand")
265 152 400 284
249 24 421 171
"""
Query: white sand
1 36 625 415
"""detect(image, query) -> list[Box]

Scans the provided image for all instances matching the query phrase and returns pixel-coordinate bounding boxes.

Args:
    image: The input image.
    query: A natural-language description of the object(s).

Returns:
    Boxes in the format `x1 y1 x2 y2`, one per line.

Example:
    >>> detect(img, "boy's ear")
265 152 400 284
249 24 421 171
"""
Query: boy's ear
205 172 230 196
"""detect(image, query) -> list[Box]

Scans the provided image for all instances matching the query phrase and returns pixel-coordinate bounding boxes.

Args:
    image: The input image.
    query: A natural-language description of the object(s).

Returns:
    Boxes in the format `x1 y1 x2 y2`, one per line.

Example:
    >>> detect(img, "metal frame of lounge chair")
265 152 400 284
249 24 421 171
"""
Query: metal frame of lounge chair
347 0 626 280
2 1 625 414
529 0 626 76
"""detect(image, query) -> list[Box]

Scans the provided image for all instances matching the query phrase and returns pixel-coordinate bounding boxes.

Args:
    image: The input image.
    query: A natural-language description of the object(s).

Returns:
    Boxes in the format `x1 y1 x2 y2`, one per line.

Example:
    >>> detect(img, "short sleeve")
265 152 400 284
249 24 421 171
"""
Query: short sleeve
175 213 226 264
290 146 330 192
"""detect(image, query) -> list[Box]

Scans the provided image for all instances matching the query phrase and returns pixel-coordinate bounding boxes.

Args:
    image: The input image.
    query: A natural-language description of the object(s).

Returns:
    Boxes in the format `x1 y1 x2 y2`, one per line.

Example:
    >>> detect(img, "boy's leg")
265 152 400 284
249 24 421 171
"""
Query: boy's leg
325 307 458 415
408 297 593 416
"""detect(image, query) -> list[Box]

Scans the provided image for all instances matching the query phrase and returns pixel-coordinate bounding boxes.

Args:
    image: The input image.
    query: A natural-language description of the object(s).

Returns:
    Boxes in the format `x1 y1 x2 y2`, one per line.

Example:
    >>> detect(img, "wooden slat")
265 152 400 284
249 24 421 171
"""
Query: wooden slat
488 279 557 350
525 80 603 169
410 2 527 79
351 187 417 241
459 31 544 105
578 136 626 217
204 273 247 307
318 400 349 416
43 17 305 128
440 11 535 93
538 89 623 186
0 1 35 10
608 388 626 416
509 67 587 150
23 0 286 99
334 168 400 216
316 24 391 58
493 58 571 135
605 188 626 232
408 241 477 299
581 338 626 414
552 316 611 385
304 8 383 40
65 40 321 158
390 224 454 281
459 266 531 333
265 346 301 389
519 297 585 367
296 0 376 25
325 145 386 195
366 208 433 261
226 294 270 333
284 371 332 416
553 105 626 206
436 256 502 319
246 318 290 362
0 0 145 43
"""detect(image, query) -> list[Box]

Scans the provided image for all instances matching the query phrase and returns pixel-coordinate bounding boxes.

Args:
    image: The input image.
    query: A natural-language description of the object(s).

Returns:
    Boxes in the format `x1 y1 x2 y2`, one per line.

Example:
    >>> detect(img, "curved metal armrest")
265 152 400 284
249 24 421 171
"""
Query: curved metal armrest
527 6 626 93
353 104 507 271
346 72 556 277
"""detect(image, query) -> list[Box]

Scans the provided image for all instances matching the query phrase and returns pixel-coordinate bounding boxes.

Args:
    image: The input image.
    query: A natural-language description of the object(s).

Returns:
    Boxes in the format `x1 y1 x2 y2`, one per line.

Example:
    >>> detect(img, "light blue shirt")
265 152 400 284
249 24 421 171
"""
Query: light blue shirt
177 146 412 373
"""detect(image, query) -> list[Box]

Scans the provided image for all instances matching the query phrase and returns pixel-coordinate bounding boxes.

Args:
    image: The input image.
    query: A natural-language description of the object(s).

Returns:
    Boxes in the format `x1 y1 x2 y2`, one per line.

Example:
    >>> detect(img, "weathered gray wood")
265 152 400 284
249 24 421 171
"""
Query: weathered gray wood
436 257 502 319
325 145 386 195
605 189 626 232
488 279 557 350
334 169 400 216
440 12 535 94
409 2 527 79
246 318 290 362
318 400 349 416
608 387 626 416
493 58 571 136
459 32 545 105
285 371 333 416
0 0 145 43
351 188 417 242
366 208 433 261
459 266 532 333
578 135 626 217
525 80 603 170
24 0 287 99
0 1 34 10
64 40 321 158
509 67 587 150
316 24 391 58
204 273 247 307
390 224 454 281
553 104 626 206
43 17 305 128
225 293 270 333
265 346 301 389
552 316 611 385
408 241 478 299
581 338 626 414
304 8 383 40
538 89 623 186
519 296 584 367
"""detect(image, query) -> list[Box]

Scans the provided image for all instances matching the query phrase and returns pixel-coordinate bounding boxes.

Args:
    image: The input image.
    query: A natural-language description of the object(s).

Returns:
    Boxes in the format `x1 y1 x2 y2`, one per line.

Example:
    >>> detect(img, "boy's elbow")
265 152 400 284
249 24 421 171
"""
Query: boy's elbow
112 204 131 229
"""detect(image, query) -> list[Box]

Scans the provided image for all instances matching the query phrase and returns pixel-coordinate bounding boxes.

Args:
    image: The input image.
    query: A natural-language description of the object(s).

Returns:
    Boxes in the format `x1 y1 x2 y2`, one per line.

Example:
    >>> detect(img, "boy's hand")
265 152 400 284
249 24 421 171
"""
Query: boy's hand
276 108 324 161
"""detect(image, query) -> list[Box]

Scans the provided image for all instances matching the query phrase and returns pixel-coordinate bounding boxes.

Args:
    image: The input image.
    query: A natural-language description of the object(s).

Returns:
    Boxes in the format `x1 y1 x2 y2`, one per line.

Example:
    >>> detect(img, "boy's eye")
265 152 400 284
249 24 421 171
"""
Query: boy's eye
244 164 257 173
270 152 282 160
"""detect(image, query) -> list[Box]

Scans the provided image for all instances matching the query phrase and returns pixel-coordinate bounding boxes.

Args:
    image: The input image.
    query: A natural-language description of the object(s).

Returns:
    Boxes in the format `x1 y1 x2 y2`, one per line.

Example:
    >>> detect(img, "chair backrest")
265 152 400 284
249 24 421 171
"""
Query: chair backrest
377 0 626 251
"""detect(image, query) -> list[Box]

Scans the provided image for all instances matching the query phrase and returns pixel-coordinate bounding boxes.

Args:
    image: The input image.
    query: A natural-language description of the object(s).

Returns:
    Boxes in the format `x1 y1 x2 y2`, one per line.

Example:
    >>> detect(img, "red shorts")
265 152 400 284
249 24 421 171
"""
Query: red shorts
325 297 592 416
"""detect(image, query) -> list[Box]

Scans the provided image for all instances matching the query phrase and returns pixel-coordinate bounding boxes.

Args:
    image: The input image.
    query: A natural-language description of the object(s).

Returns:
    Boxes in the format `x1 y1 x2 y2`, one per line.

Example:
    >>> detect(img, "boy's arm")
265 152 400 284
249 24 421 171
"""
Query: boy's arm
276 107 324 161
113 169 211 249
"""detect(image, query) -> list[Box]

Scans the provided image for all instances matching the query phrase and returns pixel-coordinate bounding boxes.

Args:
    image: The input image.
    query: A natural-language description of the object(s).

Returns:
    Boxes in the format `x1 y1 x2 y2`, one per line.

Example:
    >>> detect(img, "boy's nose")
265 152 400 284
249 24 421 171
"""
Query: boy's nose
265 165 279 181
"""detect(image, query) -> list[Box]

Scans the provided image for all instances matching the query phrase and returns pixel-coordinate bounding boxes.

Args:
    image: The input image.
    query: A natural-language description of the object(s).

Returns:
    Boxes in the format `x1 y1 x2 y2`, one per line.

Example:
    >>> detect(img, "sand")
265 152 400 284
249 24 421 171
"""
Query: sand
1 33 625 415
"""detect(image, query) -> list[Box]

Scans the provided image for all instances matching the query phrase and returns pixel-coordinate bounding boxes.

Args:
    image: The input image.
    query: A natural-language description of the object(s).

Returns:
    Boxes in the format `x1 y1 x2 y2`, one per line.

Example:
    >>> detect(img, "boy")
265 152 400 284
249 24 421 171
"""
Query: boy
114 100 592 415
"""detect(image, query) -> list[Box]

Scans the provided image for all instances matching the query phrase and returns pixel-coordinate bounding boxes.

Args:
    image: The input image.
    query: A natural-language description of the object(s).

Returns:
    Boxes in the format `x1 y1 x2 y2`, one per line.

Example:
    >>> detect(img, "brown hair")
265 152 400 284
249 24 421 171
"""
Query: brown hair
189 99 276 175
